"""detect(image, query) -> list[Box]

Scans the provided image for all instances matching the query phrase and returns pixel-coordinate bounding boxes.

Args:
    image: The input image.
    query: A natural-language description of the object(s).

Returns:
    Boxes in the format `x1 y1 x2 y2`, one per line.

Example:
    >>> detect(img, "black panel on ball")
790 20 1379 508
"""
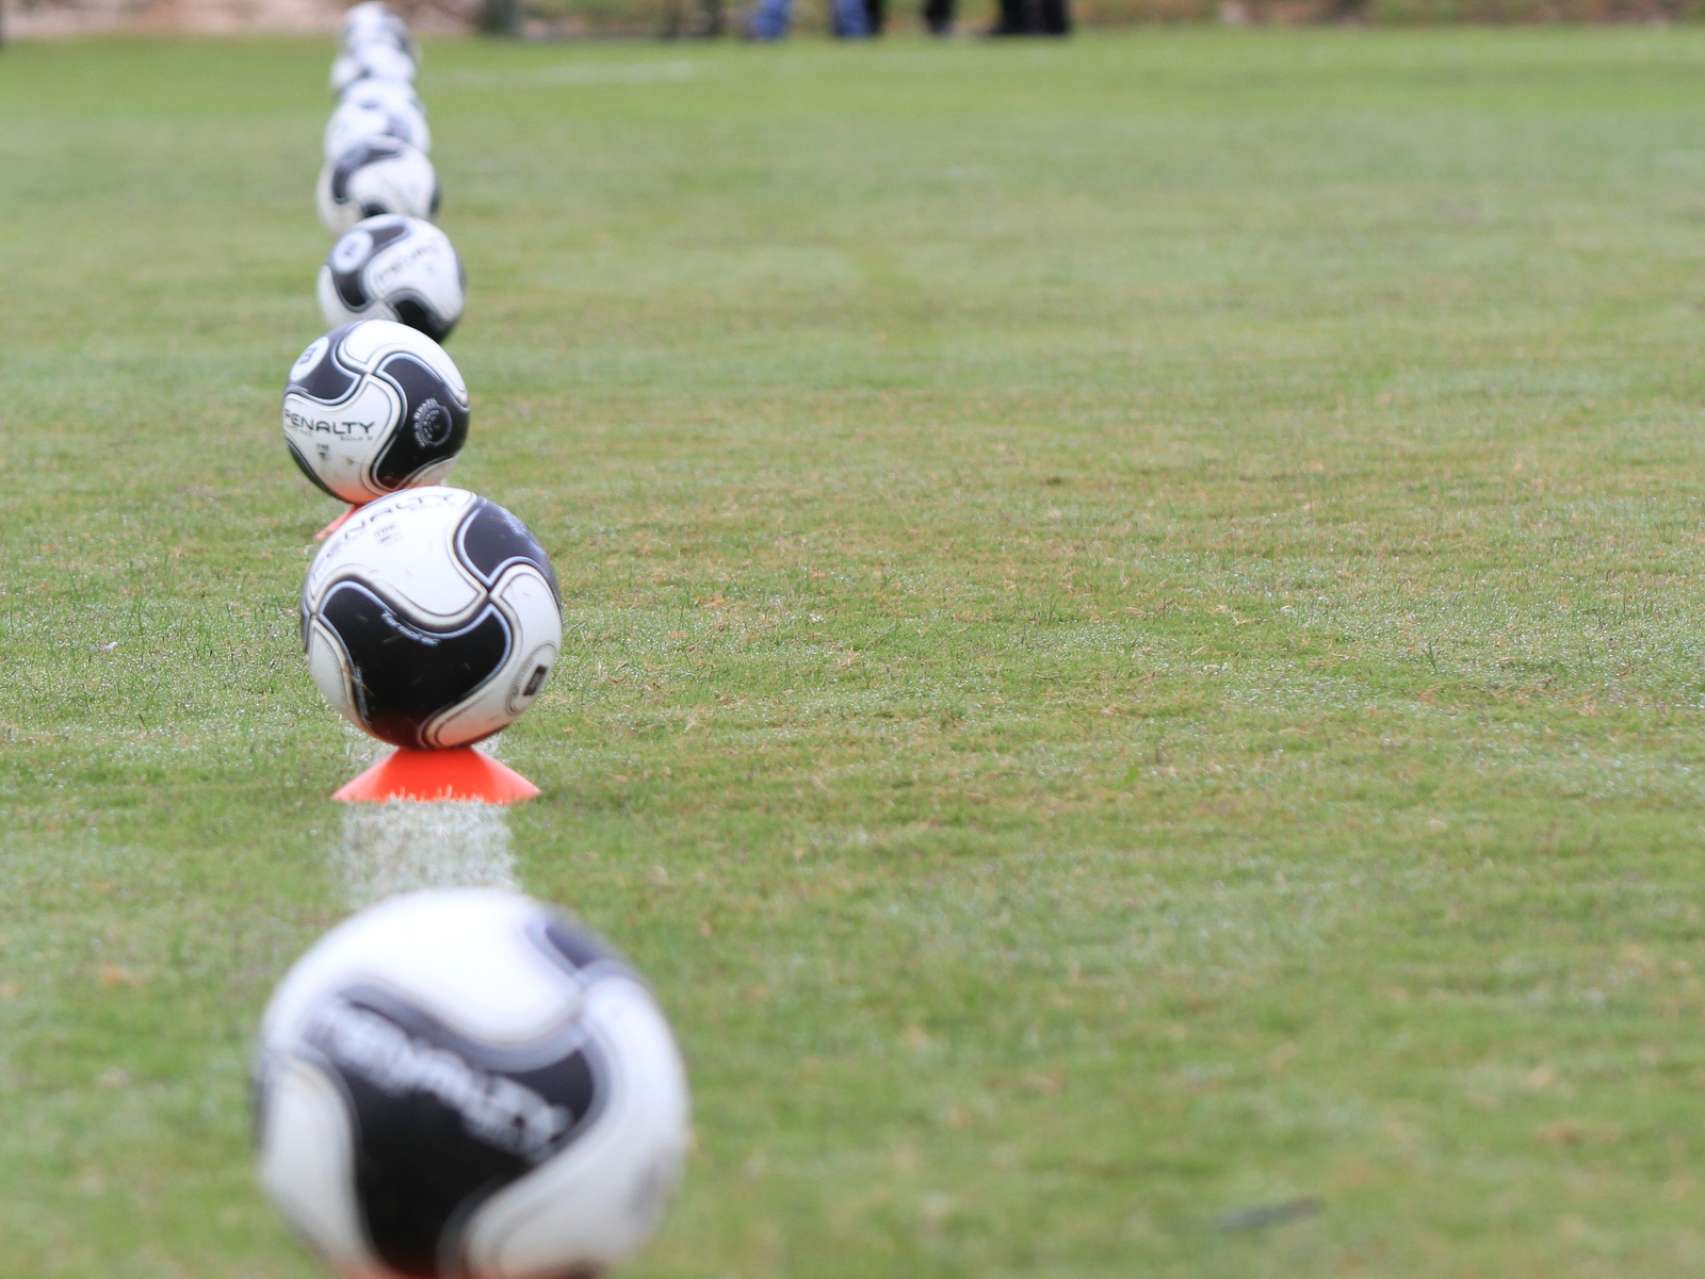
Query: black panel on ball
368 353 469 490
390 294 453 342
456 499 561 602
303 984 605 1279
318 579 508 748
332 218 411 312
330 139 403 203
288 328 361 405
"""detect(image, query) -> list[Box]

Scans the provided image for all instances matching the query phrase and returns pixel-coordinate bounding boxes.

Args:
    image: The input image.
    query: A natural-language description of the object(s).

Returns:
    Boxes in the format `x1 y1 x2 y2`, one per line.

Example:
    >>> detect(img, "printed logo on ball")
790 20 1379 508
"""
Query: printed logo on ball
332 231 375 273
291 336 331 378
285 408 379 438
412 398 453 448
305 995 575 1161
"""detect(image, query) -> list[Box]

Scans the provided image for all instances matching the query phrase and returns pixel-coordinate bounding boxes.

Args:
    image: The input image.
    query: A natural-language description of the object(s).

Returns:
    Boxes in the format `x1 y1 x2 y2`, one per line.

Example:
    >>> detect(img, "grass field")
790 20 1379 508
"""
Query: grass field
4 27 1705 1279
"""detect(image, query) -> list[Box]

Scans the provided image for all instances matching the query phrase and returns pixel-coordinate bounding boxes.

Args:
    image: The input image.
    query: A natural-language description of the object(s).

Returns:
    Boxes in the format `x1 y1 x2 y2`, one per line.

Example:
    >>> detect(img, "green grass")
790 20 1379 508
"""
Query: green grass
3 27 1705 1279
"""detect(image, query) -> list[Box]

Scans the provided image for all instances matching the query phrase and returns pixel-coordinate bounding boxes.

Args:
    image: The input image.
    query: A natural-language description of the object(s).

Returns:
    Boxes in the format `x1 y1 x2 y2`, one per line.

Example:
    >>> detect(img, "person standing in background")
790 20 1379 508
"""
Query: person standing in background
850 0 1056 38
747 0 872 37
987 0 1070 34
864 0 959 34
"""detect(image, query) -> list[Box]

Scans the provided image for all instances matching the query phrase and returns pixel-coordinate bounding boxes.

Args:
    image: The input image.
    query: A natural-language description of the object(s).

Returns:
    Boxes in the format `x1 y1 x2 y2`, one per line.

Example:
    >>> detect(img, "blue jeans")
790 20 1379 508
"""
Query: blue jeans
747 0 869 37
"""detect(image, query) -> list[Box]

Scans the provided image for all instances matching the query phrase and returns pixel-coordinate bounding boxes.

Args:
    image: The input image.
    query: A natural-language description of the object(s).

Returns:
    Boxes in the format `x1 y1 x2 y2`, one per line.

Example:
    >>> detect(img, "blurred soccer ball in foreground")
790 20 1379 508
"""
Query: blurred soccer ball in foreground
254 888 689 1279
319 217 465 342
317 138 438 235
282 320 468 505
324 88 431 162
300 486 562 749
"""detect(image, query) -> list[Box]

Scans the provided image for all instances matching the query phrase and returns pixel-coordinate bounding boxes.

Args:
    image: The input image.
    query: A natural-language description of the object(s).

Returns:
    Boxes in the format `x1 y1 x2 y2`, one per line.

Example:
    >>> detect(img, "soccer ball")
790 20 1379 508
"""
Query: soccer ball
281 320 468 506
341 1 416 59
329 43 417 95
319 217 465 342
324 88 431 162
317 138 438 235
335 76 425 120
299 486 562 749
253 888 690 1279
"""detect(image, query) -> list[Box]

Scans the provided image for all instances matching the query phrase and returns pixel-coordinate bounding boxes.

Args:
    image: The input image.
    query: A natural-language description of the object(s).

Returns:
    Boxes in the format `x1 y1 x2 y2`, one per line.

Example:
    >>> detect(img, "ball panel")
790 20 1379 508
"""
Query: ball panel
318 141 437 235
305 616 361 733
461 981 689 1278
262 891 601 1057
318 579 513 749
368 352 470 492
324 95 431 163
339 319 463 389
316 265 360 327
425 564 560 749
301 985 604 1278
341 42 416 84
494 569 562 715
287 435 345 502
409 456 458 489
456 500 560 599
362 220 465 342
390 295 455 343
305 487 485 623
255 1056 376 1275
288 330 358 403
329 139 399 203
325 217 412 316
282 375 405 505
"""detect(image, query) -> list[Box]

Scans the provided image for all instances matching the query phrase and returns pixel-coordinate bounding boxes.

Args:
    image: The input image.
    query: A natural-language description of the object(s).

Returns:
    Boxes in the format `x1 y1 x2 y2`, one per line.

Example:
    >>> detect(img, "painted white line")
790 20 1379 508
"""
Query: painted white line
337 799 518 907
334 727 518 908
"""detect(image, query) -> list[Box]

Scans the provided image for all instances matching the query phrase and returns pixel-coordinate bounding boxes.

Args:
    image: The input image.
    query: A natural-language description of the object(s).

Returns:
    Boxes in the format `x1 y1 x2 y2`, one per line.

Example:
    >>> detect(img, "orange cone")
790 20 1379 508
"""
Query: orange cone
314 504 363 542
333 746 542 804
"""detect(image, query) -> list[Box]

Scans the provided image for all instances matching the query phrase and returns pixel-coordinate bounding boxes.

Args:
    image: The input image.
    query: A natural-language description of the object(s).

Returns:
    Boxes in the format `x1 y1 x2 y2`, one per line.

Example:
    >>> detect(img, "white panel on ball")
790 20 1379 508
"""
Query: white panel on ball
323 99 431 163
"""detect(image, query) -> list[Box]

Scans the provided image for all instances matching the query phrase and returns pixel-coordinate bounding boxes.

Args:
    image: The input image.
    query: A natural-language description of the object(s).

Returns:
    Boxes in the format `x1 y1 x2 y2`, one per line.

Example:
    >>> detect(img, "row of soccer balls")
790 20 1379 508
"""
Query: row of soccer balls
315 2 465 340
259 15 690 1279
317 2 442 239
291 7 505 746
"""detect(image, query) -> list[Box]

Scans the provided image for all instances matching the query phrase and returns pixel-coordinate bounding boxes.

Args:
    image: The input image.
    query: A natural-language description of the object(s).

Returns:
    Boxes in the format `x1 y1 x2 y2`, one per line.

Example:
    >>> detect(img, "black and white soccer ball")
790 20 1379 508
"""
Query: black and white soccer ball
317 138 438 236
335 77 425 121
319 217 465 342
254 888 690 1279
330 43 417 95
300 486 562 749
341 2 416 58
324 88 431 162
282 320 468 506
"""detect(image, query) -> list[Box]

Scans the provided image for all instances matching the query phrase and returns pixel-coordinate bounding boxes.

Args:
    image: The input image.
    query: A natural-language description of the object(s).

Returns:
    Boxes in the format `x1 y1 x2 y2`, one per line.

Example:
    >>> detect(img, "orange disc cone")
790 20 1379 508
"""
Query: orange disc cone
333 746 542 805
314 504 363 542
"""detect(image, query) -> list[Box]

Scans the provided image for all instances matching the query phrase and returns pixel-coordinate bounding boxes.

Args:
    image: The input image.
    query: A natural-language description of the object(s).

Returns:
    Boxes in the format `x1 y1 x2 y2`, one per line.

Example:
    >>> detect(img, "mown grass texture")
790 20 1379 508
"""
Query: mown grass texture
1 29 1704 1279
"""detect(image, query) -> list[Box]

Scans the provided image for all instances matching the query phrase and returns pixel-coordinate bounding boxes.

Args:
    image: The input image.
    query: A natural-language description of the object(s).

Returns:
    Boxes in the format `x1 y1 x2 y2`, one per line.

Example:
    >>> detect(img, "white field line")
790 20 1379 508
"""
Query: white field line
334 726 518 908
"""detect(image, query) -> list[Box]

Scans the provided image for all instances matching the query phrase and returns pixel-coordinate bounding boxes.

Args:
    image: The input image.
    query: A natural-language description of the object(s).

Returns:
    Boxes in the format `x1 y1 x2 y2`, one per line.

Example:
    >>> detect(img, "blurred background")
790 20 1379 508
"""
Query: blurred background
3 0 1696 41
